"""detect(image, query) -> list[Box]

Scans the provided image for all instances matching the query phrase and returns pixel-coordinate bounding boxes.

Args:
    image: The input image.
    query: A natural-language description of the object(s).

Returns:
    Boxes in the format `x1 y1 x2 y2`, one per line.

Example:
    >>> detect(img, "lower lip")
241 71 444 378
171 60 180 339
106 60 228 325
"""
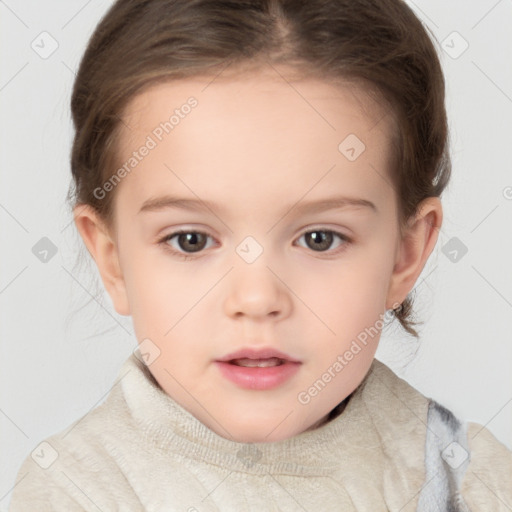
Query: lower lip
214 361 301 390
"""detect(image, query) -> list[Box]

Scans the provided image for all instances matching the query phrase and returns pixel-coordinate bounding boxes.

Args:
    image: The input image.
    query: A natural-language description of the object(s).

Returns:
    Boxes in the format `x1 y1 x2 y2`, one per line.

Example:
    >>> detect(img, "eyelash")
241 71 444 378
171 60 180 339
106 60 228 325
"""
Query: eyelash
157 228 352 261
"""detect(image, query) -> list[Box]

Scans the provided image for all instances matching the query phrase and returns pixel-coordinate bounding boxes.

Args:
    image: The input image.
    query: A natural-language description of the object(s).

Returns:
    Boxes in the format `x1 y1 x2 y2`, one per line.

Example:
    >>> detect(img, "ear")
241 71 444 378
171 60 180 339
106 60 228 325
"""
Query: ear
73 204 131 316
386 197 443 310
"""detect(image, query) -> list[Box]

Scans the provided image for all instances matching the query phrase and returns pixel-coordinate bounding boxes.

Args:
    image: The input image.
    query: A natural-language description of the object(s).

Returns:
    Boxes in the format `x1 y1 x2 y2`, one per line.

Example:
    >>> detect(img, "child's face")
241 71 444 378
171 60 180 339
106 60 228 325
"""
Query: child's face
80 67 439 443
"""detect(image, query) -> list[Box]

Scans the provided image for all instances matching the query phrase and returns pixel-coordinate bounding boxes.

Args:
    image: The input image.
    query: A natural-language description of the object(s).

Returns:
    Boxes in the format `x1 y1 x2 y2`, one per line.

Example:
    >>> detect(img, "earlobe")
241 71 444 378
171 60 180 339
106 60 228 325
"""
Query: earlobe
386 197 443 310
73 205 131 316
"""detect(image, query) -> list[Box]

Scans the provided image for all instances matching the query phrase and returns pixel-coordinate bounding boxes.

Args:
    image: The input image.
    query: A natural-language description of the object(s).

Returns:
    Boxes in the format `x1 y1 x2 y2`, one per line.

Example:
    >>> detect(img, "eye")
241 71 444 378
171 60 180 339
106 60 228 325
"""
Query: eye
158 230 215 260
295 228 351 254
158 227 352 260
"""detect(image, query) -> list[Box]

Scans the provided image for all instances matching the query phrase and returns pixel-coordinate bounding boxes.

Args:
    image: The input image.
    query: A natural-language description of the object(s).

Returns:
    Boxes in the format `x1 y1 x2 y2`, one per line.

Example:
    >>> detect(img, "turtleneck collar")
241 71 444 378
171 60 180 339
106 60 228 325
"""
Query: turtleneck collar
118 353 383 477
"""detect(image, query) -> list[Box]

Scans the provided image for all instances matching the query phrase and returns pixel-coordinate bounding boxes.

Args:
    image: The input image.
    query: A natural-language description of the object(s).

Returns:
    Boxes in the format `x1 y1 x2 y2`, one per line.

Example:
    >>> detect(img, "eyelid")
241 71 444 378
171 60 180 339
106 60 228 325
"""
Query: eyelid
294 226 352 254
297 224 352 239
158 228 216 254
157 224 353 260
157 226 351 245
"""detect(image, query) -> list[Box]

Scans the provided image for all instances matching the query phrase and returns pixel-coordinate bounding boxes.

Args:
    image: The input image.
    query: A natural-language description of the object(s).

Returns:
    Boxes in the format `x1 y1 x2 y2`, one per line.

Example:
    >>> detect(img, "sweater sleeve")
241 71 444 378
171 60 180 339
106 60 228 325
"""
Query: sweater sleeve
8 436 145 512
460 422 512 511
9 453 90 512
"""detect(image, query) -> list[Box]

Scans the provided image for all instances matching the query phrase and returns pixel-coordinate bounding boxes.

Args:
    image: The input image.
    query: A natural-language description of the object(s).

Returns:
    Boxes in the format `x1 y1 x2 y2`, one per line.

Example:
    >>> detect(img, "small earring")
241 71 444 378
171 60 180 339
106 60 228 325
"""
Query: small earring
393 303 403 314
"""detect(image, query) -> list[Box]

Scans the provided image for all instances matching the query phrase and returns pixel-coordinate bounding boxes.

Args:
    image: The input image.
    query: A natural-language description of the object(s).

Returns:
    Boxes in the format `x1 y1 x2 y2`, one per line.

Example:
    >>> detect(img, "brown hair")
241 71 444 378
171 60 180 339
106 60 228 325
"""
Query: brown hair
67 0 451 339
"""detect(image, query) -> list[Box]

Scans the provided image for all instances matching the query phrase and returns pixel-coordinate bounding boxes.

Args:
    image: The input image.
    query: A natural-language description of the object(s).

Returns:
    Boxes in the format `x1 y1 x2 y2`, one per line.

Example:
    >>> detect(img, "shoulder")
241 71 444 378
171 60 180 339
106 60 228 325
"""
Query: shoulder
358 358 431 422
461 421 512 510
9 366 144 511
419 400 512 510
362 360 512 509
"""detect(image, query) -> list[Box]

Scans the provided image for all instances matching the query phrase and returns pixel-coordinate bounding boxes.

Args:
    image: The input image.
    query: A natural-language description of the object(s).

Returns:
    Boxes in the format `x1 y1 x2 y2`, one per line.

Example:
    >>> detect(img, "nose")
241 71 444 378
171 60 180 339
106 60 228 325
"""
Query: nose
223 261 292 320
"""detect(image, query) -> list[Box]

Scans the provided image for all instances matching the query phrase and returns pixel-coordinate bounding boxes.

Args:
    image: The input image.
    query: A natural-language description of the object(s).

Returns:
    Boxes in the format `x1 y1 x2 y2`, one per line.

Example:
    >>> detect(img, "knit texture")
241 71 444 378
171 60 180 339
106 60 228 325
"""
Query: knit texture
9 355 512 511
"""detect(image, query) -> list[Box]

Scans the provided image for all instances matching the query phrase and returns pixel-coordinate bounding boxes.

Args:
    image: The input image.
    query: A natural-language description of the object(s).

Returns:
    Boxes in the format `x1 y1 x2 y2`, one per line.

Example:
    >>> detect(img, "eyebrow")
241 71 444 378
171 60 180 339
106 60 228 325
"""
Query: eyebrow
138 194 378 216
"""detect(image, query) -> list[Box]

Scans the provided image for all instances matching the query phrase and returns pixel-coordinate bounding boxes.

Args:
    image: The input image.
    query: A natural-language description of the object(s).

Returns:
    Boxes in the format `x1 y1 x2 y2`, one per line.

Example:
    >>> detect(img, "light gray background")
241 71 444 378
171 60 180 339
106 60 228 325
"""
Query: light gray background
1 0 511 509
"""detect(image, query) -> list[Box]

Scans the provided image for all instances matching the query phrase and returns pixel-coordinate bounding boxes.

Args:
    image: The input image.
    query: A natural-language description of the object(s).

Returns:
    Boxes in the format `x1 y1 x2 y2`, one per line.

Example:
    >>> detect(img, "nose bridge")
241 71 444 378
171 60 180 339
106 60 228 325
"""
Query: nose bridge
224 242 291 319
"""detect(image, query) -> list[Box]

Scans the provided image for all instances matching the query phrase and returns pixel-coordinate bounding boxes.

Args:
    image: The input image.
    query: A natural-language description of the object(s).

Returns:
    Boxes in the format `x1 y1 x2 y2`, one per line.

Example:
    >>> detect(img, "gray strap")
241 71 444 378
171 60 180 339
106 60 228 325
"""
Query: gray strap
416 399 472 512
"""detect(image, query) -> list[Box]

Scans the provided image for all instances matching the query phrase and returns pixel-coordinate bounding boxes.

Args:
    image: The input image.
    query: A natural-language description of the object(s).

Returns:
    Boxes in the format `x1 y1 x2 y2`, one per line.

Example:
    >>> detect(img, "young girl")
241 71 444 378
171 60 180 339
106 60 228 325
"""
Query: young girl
9 0 512 510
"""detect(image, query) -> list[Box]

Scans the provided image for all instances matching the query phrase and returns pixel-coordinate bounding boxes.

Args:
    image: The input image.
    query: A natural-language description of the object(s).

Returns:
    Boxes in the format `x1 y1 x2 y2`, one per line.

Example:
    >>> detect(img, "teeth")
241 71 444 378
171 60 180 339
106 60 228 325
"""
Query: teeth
230 357 284 368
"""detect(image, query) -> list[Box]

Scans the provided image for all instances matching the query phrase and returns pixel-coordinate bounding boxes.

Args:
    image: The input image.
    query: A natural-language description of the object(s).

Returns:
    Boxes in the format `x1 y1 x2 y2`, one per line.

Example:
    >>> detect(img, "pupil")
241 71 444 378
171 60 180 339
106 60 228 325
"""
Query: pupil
179 232 206 252
308 231 332 251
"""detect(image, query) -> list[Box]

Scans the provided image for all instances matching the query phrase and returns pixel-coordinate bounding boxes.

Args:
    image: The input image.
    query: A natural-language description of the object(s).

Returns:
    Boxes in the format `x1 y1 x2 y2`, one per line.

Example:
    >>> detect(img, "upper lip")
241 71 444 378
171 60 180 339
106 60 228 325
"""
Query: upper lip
216 347 302 363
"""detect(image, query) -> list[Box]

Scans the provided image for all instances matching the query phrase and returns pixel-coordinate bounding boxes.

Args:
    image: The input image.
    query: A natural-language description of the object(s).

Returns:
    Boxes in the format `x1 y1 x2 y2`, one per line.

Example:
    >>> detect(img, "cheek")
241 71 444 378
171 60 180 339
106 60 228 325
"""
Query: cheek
293 250 391 332
118 242 174 332
125 256 212 356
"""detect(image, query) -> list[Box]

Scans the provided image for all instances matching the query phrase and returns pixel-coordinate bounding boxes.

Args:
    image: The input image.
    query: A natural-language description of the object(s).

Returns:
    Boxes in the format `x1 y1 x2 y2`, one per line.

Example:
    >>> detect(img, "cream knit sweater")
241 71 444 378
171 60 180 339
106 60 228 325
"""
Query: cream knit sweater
9 355 512 511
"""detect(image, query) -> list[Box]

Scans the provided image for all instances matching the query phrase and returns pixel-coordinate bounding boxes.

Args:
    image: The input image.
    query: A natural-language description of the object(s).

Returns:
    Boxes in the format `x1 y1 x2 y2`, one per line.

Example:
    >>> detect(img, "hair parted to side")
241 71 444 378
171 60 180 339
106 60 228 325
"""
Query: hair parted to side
67 0 451 339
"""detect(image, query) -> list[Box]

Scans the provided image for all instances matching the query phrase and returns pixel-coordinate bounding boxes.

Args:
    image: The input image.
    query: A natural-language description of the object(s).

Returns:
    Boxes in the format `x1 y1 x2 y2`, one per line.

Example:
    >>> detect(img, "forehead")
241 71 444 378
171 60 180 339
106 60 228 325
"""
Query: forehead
112 67 397 221
122 67 393 139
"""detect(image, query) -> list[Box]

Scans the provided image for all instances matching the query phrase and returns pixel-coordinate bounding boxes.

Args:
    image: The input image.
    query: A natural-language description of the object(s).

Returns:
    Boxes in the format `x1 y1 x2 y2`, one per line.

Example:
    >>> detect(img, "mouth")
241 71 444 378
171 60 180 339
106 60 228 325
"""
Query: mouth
214 348 302 390
215 347 302 365
227 357 286 368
